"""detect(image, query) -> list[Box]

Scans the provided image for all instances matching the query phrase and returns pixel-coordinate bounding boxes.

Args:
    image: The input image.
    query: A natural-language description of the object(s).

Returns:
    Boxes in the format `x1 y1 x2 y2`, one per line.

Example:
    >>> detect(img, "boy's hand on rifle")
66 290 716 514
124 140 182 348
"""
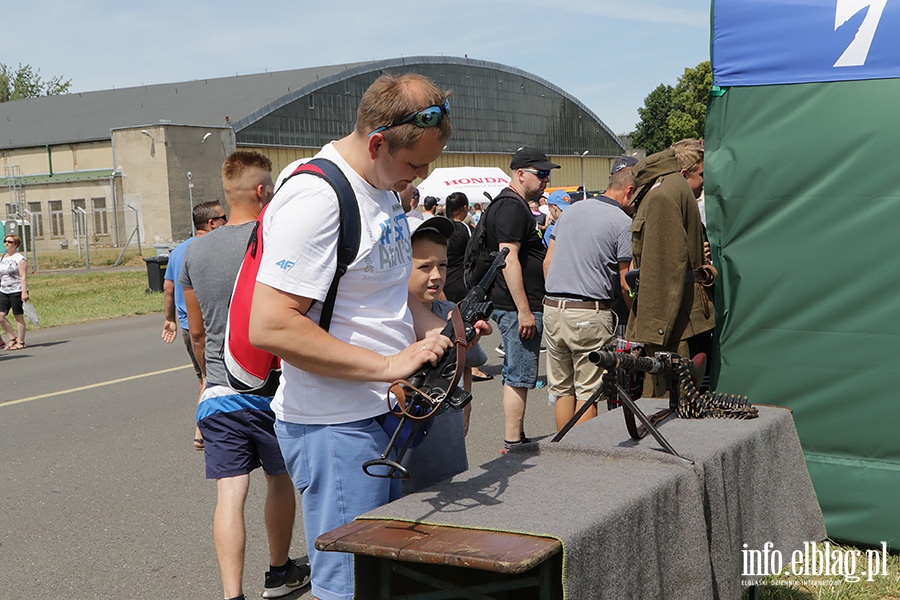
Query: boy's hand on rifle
441 309 492 346
472 318 492 345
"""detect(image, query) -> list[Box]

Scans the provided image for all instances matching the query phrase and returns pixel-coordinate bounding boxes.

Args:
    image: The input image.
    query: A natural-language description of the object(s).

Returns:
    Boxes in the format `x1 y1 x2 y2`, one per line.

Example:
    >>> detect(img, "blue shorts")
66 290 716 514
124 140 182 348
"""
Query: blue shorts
492 308 543 388
197 387 286 480
275 417 401 600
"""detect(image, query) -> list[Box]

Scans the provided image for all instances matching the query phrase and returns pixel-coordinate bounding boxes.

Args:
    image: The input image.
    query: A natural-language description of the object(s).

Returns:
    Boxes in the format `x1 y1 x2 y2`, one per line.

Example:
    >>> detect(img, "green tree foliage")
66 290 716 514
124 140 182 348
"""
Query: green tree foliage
632 61 712 154
0 63 71 103
632 84 673 155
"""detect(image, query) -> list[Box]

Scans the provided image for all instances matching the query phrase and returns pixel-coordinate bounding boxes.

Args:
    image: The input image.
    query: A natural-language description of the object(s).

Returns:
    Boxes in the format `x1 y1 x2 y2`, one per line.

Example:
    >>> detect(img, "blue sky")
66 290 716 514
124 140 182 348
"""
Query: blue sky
3 1 711 135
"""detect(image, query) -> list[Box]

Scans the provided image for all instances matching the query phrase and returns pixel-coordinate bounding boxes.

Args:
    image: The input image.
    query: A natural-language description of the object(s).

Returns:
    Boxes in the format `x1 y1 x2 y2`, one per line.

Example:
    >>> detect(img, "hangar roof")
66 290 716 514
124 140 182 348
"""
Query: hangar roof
0 61 364 150
0 56 621 155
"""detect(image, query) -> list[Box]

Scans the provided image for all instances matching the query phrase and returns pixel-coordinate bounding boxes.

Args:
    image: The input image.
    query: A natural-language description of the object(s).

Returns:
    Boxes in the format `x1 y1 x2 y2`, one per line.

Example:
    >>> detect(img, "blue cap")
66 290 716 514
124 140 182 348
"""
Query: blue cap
546 190 571 210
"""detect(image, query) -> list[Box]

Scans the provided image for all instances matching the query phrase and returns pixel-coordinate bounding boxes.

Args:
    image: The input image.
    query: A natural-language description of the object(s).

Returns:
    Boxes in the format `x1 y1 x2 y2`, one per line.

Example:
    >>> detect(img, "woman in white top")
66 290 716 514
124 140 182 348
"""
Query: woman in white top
0 234 29 350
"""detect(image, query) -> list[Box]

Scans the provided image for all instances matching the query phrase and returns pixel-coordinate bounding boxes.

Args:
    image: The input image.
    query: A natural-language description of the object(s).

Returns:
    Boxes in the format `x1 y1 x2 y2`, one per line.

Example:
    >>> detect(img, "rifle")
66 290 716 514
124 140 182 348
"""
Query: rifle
362 247 510 479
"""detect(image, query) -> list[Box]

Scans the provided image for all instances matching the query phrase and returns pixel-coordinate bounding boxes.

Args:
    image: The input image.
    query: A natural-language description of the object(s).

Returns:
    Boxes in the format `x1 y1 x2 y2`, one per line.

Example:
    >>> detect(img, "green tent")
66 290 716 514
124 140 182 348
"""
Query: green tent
708 0 900 549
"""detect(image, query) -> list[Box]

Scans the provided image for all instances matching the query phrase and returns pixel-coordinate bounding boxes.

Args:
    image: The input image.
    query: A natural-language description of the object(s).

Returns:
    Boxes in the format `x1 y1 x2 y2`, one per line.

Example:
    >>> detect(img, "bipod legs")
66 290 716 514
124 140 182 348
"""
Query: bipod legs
616 382 691 463
551 385 605 443
552 372 692 464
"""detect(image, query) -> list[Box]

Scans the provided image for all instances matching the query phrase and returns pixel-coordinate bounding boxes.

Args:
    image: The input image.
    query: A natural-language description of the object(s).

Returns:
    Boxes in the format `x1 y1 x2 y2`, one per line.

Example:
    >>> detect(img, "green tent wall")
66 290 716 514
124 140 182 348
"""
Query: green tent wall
706 78 900 549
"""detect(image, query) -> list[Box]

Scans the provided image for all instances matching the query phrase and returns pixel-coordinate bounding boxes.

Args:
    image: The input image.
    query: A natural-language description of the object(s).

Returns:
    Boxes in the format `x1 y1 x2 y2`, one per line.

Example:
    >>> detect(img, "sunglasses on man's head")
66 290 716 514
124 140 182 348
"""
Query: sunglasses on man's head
522 168 552 180
369 100 450 136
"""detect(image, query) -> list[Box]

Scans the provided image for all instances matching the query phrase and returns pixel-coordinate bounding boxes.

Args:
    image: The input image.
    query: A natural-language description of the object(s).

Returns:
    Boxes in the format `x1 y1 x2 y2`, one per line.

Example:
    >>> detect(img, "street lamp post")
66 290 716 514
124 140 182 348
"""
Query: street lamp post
187 171 195 237
580 150 589 199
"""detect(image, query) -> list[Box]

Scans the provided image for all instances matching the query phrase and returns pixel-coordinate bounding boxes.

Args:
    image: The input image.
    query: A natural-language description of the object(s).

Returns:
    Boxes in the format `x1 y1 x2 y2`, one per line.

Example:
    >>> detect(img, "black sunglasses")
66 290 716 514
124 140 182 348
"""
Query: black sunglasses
210 215 227 224
369 100 450 136
522 168 552 180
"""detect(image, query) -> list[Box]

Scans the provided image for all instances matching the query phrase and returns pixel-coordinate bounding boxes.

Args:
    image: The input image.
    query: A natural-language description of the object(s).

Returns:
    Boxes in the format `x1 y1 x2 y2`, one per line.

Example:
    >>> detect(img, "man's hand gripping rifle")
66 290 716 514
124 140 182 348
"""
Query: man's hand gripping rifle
362 247 510 479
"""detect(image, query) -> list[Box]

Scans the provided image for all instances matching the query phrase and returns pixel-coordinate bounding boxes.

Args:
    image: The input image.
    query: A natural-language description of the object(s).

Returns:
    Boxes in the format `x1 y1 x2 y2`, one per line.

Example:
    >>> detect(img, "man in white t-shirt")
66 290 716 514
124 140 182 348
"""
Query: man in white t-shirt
250 73 488 600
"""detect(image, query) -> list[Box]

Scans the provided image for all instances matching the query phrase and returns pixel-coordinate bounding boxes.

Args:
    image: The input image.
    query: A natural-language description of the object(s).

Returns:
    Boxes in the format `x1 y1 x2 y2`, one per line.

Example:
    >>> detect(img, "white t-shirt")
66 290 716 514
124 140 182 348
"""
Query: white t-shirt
258 143 415 424
0 252 25 294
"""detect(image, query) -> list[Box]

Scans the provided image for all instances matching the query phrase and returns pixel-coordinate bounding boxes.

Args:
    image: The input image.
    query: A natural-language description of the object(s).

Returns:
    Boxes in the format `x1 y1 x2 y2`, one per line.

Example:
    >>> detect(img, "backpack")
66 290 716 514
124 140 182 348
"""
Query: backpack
462 191 519 289
224 158 361 396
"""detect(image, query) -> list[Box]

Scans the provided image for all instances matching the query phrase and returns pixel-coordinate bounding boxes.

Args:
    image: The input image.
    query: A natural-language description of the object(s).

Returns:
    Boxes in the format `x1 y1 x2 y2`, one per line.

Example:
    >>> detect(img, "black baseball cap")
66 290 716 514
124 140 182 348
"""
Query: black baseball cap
510 147 560 171
610 155 639 175
409 215 454 240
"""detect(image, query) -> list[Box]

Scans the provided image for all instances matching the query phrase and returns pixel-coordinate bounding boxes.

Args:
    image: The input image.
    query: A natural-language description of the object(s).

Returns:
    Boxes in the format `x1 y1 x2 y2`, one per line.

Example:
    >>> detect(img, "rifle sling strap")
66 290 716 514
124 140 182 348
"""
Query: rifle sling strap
389 305 469 421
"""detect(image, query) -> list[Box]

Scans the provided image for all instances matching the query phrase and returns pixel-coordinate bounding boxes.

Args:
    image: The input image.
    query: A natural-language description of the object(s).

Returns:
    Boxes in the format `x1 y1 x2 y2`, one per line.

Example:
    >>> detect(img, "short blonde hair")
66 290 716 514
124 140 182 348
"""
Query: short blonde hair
355 72 452 151
222 150 272 183
671 138 704 174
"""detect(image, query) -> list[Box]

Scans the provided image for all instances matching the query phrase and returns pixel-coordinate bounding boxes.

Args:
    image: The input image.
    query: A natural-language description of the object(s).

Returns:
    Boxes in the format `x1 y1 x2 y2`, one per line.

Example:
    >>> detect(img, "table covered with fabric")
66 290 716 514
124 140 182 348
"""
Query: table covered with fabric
337 401 825 599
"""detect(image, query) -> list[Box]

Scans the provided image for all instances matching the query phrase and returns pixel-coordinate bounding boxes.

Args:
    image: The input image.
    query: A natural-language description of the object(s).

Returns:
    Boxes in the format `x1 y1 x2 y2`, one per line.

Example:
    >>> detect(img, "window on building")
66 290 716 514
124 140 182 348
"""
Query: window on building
5 203 17 218
50 200 64 237
91 197 109 236
27 201 44 238
71 198 86 237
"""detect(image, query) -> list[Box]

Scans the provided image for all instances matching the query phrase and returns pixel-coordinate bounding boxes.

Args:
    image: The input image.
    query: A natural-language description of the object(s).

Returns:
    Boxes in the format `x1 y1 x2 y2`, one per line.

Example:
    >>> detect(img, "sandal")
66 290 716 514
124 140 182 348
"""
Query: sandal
10 341 26 351
472 367 493 382
5 338 18 351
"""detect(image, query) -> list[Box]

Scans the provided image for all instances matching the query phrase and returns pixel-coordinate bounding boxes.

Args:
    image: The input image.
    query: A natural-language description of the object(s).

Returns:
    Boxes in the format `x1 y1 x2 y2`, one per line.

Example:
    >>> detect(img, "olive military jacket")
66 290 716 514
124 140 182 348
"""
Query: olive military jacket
625 149 714 347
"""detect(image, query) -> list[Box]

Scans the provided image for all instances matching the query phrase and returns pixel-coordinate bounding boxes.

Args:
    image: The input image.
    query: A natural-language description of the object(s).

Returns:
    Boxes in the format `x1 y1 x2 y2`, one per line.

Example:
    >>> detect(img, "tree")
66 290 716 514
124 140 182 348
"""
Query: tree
632 61 712 154
631 83 673 155
0 63 71 103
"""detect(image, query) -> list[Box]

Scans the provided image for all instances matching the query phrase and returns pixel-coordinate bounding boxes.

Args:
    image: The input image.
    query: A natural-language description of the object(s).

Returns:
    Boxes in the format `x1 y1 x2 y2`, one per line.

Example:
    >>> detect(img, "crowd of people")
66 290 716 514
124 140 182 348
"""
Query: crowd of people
156 71 713 600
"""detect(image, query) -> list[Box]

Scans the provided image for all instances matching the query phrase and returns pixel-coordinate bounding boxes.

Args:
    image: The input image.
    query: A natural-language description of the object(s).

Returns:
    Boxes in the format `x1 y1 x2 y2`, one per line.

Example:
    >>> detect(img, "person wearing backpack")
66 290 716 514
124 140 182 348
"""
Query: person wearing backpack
181 152 309 600
484 147 559 453
249 73 491 600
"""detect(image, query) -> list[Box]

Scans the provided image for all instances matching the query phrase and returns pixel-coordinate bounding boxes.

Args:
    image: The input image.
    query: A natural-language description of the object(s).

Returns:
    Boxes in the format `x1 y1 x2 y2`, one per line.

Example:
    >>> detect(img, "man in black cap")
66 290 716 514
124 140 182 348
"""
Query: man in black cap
482 147 559 452
609 155 638 187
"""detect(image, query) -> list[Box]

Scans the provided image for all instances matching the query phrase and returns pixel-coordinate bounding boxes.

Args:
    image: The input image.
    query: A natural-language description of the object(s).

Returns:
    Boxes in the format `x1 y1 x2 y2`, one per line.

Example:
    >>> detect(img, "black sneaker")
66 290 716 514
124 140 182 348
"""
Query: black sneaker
495 343 505 357
262 559 310 598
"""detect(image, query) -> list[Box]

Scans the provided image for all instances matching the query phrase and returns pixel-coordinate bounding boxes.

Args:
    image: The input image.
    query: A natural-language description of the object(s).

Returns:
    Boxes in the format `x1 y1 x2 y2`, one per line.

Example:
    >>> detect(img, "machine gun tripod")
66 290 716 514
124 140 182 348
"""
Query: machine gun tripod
551 349 689 462
551 347 756 463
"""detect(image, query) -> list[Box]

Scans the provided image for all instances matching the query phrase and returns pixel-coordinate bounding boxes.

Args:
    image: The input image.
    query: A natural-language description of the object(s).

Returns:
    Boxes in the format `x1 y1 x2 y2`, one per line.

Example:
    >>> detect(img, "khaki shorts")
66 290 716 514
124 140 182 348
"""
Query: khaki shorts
543 303 616 400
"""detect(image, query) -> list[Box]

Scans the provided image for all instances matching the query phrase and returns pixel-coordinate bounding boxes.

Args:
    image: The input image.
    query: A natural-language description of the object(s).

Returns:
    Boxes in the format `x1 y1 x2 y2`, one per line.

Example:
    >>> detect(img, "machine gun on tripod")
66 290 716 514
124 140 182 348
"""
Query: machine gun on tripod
551 345 756 462
362 247 510 479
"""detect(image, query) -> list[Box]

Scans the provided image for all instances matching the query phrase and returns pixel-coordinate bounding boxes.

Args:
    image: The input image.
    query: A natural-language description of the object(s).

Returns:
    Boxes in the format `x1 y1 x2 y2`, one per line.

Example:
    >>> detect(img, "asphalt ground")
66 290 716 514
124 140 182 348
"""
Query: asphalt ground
0 313 558 598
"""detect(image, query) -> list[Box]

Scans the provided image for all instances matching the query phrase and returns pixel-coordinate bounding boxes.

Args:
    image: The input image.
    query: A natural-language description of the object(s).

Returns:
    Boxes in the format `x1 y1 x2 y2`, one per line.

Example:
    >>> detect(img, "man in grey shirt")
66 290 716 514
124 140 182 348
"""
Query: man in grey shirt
542 166 636 431
181 151 309 600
